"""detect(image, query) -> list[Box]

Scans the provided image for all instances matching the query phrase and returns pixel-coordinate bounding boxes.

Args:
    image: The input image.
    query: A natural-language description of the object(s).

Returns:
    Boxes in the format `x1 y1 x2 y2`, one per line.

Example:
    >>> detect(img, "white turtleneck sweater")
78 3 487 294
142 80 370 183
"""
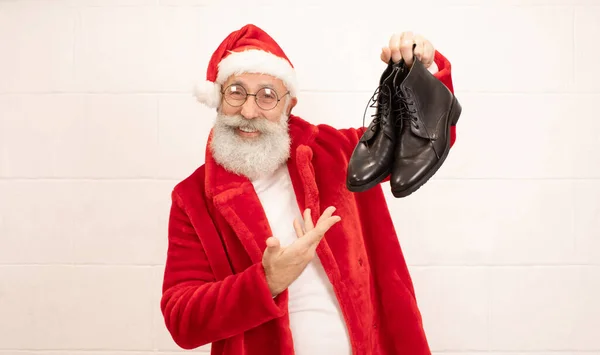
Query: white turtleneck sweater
251 164 352 355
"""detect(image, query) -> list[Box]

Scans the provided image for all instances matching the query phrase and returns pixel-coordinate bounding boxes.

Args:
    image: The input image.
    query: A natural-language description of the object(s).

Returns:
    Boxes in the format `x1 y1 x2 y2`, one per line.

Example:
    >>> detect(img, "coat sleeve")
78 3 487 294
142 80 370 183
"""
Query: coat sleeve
335 49 458 165
160 189 286 350
430 49 457 148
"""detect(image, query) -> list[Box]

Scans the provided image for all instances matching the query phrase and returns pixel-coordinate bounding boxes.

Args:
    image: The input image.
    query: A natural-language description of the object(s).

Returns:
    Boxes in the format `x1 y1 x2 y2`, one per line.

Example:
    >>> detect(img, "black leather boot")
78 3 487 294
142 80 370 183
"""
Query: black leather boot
390 57 461 198
346 61 398 192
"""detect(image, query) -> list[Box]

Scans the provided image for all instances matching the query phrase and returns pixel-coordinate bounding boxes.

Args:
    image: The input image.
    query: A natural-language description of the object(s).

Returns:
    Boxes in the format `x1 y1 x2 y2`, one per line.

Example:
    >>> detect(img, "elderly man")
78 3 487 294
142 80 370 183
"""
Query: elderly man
160 24 458 355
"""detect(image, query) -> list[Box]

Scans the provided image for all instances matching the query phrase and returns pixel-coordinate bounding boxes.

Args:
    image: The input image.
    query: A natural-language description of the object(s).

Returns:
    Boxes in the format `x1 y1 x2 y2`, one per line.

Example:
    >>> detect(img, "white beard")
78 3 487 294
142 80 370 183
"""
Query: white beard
209 111 291 181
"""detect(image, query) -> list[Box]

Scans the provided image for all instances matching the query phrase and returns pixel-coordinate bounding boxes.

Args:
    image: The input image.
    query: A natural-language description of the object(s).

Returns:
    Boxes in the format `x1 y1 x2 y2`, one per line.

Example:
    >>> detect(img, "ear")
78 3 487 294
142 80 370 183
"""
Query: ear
286 97 298 115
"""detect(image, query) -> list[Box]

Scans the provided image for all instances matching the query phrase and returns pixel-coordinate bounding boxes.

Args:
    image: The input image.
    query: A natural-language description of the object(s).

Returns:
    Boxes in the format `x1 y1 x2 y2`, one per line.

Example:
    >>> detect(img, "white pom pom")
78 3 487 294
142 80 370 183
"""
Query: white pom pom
194 80 221 108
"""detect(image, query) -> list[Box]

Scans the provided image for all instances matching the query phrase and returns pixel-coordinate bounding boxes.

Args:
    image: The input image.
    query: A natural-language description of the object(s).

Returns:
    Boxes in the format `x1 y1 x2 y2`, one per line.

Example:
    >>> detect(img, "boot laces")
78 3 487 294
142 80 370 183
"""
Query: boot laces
393 87 441 160
362 84 391 133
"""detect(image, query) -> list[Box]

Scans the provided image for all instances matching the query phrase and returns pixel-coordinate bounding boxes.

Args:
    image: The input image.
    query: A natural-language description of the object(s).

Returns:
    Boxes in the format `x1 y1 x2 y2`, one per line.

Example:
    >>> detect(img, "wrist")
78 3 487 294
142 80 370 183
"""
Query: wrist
262 263 279 297
428 60 439 74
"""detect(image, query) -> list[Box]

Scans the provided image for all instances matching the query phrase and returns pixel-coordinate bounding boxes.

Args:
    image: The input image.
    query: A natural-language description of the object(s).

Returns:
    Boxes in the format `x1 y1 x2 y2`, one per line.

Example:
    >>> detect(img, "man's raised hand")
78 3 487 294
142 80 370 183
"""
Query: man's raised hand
262 206 341 297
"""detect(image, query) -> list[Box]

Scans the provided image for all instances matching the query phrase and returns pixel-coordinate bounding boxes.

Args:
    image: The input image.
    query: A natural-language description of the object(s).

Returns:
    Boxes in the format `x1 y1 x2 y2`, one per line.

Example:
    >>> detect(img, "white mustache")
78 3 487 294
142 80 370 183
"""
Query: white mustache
218 114 281 134
211 111 291 180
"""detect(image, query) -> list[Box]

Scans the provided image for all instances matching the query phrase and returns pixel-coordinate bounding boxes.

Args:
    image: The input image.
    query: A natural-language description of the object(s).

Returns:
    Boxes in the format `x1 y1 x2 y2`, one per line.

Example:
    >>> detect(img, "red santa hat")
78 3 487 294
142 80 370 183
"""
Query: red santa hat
194 24 298 108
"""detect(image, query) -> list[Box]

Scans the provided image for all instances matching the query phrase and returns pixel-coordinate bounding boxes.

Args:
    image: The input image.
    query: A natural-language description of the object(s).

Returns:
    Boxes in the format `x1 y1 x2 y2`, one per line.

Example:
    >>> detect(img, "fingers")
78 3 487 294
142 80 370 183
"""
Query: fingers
389 33 402 63
288 207 341 261
293 218 305 237
303 208 315 231
316 206 337 226
399 31 415 67
306 207 341 243
380 46 391 64
386 32 434 68
423 40 435 67
300 206 338 234
292 207 341 247
318 215 342 234
413 34 425 63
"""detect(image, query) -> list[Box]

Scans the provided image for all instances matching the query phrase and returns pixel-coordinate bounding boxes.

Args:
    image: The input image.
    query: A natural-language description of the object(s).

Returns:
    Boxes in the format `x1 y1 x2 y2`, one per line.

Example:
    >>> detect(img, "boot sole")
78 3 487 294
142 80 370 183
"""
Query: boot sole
391 95 462 198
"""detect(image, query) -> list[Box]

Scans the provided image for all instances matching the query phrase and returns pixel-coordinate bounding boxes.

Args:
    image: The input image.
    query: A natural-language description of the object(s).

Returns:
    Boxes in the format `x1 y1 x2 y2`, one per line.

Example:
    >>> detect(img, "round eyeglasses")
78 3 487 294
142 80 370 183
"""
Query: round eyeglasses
221 84 290 111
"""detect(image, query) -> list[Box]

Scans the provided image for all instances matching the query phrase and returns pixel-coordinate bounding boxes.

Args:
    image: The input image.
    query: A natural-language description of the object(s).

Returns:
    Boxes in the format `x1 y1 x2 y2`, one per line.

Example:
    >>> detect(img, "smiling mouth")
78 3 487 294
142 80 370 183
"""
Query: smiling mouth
238 126 258 133
236 126 261 137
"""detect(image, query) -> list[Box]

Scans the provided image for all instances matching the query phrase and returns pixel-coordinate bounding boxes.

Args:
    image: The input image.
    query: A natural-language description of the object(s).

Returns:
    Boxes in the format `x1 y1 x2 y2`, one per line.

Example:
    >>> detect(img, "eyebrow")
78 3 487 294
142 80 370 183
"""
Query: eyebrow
229 80 277 91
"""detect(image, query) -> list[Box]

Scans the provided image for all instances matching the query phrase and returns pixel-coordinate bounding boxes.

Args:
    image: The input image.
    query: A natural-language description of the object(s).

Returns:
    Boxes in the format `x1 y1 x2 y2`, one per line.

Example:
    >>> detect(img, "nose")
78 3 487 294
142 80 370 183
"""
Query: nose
240 96 261 119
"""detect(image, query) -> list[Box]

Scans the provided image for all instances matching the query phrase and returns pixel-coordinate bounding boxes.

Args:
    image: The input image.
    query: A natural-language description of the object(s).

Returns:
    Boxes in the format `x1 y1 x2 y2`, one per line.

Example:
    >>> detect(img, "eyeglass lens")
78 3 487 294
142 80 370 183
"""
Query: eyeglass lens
223 85 279 109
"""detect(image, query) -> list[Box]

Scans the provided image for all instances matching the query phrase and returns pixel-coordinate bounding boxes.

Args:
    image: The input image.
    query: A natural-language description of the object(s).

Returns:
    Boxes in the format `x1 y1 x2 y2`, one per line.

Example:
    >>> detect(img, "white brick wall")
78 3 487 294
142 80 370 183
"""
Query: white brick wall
0 0 598 354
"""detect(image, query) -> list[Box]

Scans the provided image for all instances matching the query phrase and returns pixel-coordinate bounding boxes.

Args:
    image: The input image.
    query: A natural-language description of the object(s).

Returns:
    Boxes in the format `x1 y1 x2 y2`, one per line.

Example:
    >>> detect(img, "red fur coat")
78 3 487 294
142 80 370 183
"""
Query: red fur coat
160 51 456 355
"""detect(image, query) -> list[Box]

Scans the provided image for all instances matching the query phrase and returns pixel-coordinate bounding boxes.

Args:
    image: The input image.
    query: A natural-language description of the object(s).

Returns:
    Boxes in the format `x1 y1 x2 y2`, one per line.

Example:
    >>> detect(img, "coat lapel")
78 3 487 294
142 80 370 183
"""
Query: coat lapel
204 131 272 264
285 117 343 285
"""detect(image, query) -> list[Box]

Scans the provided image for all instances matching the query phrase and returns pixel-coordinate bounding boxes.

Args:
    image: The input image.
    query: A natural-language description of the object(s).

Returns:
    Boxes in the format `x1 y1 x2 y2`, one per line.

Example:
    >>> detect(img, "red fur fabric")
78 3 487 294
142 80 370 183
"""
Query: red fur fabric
160 50 457 355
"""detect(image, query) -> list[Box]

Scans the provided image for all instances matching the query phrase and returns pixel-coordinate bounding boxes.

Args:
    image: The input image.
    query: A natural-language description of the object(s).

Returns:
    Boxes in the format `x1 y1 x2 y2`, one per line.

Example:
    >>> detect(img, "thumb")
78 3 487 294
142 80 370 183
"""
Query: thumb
264 237 281 257
381 47 391 64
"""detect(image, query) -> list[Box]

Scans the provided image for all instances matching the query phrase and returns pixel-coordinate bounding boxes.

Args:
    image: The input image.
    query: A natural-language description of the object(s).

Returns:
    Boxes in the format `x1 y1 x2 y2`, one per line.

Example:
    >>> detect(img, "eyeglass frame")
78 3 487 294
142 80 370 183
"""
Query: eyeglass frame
220 84 291 111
